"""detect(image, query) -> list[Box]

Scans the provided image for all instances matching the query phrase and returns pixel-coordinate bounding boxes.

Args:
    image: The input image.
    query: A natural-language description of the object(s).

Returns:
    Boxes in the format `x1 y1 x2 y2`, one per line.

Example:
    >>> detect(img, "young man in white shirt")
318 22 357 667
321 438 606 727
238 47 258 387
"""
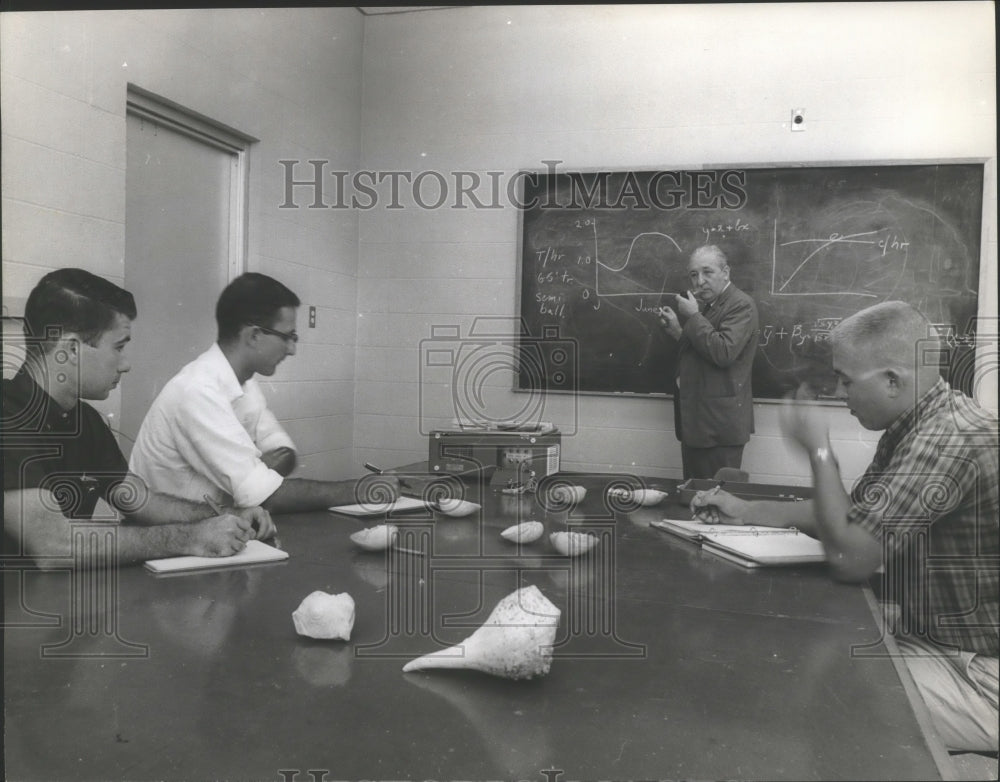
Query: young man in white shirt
129 273 397 512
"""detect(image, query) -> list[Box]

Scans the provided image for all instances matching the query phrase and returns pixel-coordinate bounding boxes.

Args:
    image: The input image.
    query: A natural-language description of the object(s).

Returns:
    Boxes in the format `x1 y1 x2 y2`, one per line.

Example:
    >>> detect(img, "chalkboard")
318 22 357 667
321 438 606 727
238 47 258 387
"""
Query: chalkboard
517 164 984 399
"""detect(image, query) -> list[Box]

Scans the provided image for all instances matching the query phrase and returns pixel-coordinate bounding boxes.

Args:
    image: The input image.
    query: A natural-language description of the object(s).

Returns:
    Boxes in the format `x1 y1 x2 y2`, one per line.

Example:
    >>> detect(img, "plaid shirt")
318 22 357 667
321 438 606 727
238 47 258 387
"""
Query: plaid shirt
848 378 999 656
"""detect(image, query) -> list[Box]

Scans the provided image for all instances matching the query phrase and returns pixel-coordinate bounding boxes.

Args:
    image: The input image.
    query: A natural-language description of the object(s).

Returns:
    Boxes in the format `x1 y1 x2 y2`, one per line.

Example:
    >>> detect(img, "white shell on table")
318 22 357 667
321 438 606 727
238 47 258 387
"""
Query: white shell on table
402 585 560 679
549 531 599 556
349 523 398 551
608 487 668 506
552 485 587 503
632 488 668 506
292 591 356 640
500 521 544 543
435 498 481 517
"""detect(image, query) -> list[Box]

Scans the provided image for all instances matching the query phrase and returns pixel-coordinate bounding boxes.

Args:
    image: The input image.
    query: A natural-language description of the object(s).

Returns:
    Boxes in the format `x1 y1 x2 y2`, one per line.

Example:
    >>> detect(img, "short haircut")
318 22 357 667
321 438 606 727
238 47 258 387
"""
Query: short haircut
216 273 300 342
690 245 728 269
24 268 137 355
832 301 939 373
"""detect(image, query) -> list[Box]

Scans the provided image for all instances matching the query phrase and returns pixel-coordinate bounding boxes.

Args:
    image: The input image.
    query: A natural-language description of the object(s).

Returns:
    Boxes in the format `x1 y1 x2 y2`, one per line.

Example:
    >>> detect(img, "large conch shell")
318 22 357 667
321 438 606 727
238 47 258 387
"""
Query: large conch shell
500 521 544 543
402 585 560 679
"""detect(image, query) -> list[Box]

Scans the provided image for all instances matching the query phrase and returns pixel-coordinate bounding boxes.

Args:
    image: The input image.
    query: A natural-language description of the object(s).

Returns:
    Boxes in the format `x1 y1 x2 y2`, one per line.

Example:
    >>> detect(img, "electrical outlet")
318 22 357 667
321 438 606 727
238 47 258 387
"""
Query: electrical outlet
791 108 805 132
308 306 316 328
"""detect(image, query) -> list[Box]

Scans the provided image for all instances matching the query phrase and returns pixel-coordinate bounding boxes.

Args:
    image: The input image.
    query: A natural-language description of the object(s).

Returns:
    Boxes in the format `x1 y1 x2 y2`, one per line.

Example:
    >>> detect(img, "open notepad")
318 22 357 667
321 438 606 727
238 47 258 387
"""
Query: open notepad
651 518 826 568
145 539 288 574
327 495 429 517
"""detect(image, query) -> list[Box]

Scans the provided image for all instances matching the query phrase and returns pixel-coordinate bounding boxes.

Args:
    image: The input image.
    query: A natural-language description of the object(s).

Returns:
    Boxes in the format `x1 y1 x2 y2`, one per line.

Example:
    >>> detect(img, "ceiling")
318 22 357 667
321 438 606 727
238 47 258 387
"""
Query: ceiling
357 6 455 14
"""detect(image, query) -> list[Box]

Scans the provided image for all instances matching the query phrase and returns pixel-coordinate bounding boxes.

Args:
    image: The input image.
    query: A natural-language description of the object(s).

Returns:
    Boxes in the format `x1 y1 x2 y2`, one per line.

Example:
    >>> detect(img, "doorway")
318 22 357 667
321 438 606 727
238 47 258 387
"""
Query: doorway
121 87 253 453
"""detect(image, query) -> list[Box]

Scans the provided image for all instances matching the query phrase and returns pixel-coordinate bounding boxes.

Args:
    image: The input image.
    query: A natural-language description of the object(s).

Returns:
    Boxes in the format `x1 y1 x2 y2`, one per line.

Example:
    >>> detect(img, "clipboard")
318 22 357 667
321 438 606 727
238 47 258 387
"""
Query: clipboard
144 539 289 574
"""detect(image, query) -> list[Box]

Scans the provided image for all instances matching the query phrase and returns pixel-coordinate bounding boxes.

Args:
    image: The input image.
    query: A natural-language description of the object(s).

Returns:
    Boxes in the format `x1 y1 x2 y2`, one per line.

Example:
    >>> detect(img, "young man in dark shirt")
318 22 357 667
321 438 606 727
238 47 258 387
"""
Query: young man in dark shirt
3 268 273 568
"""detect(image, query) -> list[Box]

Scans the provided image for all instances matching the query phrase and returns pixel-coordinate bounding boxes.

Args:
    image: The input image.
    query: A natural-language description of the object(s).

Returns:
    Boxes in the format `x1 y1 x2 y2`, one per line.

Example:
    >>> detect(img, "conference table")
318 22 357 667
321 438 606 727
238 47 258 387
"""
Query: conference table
3 469 952 781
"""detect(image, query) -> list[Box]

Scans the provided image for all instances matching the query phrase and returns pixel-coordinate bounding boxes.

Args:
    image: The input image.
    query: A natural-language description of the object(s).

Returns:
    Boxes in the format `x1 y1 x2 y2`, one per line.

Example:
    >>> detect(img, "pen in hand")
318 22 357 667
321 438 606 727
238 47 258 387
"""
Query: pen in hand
694 481 724 525
203 493 281 550
203 493 226 517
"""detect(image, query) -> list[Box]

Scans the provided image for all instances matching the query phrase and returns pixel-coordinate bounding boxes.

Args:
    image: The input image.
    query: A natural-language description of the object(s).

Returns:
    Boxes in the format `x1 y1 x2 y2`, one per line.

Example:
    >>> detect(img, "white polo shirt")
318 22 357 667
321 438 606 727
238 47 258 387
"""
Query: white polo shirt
129 343 295 508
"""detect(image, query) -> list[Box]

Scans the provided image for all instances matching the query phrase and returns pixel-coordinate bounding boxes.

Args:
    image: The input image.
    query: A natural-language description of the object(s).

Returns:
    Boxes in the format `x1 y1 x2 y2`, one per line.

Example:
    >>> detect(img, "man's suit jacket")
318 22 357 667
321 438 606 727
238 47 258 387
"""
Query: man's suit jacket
673 283 759 448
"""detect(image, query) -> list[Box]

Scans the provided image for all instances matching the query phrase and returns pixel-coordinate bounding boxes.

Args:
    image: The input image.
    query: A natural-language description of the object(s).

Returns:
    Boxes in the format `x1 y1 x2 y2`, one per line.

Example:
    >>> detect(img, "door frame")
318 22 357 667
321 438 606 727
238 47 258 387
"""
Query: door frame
125 84 256 282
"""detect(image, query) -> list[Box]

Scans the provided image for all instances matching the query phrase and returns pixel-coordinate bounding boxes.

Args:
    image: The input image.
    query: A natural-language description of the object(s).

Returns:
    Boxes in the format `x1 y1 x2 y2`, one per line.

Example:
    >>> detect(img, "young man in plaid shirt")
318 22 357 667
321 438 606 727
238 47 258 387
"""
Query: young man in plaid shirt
691 301 998 753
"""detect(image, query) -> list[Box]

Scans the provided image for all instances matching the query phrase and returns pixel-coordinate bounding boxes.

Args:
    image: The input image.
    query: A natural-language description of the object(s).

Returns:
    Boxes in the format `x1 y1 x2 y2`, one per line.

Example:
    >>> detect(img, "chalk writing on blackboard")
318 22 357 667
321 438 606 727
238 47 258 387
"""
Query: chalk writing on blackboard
518 164 983 398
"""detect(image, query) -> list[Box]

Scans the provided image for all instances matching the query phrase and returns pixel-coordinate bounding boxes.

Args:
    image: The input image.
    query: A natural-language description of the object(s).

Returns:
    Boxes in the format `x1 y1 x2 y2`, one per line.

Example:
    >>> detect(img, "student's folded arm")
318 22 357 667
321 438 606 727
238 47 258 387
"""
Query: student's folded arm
263 477 370 514
4 488 78 567
4 489 253 567
808 455 882 583
246 389 297 454
242 381 297 476
173 388 283 508
110 473 215 525
261 447 297 477
7 487 260 567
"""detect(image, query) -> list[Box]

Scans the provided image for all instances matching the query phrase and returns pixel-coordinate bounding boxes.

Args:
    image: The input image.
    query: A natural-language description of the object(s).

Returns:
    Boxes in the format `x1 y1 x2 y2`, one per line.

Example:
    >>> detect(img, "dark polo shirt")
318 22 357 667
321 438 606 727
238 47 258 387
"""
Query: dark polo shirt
2 368 128 523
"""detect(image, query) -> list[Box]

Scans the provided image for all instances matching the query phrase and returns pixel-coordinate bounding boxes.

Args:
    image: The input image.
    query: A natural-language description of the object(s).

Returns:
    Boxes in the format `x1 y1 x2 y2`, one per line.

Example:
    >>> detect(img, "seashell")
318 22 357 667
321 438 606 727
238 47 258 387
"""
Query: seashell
402 585 560 679
549 531 599 556
349 524 398 551
631 488 668 506
435 498 481 517
552 485 586 503
500 521 545 543
292 591 356 640
607 487 667 507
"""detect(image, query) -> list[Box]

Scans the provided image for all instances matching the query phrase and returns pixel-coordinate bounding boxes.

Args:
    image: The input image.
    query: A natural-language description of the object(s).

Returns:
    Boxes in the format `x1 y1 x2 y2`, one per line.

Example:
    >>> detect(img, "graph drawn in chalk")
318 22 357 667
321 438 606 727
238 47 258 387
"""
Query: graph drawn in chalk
586 218 684 298
770 218 913 298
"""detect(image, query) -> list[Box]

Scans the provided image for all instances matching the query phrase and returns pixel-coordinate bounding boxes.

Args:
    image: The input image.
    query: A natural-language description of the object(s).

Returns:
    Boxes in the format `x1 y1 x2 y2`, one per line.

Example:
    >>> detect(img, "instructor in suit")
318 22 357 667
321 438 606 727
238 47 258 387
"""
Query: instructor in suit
659 245 759 479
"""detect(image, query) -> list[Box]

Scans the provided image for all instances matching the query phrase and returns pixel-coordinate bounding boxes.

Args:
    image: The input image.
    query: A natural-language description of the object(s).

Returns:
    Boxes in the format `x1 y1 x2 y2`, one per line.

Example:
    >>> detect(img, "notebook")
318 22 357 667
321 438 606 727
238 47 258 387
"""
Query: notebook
699 531 826 568
651 518 825 568
144 539 288 574
327 495 429 516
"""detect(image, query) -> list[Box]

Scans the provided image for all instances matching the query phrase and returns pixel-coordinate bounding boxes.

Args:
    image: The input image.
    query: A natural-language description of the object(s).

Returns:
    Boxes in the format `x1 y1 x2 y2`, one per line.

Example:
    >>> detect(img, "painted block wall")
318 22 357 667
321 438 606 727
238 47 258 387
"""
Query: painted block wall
2 5 996 490
1 7 363 479
357 3 997 486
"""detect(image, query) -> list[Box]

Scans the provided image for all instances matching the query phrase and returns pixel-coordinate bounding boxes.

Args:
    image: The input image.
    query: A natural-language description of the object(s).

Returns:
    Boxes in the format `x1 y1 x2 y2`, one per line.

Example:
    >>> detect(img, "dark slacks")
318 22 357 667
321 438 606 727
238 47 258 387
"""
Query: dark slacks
680 443 745 481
